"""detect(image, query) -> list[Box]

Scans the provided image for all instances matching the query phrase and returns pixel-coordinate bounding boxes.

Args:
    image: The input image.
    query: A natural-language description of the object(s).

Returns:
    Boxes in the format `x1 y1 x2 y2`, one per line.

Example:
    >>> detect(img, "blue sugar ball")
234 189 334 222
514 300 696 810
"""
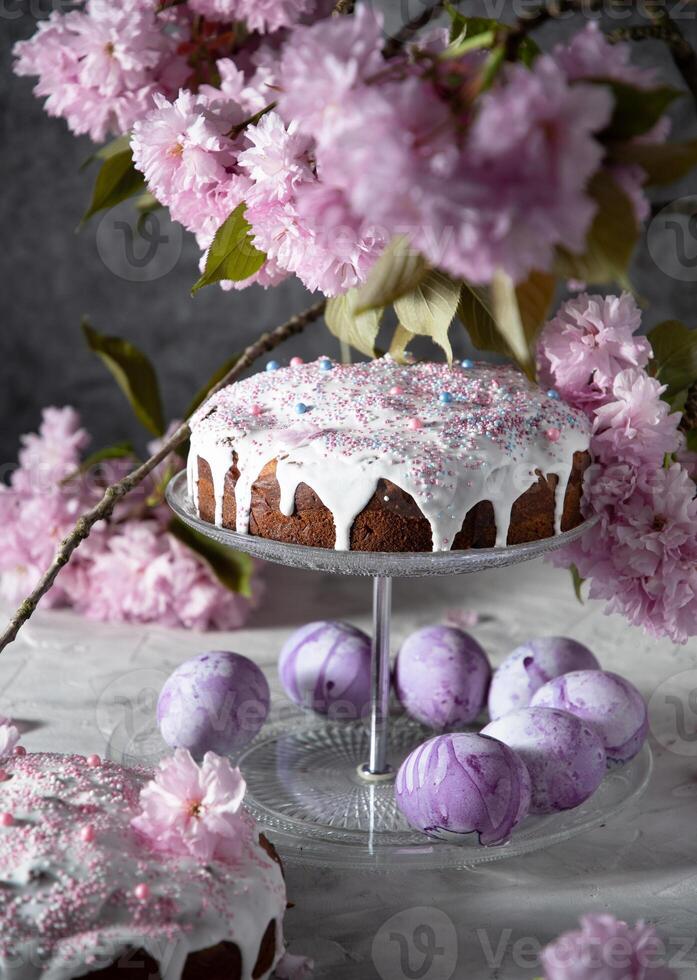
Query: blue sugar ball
439 391 453 405
319 358 333 371
266 360 280 372
461 359 474 369
547 389 560 400
295 402 309 414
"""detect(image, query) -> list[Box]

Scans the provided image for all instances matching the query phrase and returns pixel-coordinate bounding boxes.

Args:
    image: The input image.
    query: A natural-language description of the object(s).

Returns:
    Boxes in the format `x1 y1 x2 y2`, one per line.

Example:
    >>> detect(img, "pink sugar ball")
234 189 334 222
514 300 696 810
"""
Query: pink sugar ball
394 626 491 729
531 669 648 764
483 707 606 814
488 636 600 721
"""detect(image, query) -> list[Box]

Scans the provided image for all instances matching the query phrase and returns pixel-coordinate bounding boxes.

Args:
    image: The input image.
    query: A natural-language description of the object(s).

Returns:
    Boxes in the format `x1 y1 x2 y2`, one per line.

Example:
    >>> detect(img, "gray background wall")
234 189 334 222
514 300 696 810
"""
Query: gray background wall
2 2 696 464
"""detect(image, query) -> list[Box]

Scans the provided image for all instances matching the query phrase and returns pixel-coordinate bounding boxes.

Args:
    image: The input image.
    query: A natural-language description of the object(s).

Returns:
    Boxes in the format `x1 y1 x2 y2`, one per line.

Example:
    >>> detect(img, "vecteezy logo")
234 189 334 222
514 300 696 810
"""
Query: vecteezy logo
647 197 697 283
96 201 183 283
648 669 697 757
372 907 458 980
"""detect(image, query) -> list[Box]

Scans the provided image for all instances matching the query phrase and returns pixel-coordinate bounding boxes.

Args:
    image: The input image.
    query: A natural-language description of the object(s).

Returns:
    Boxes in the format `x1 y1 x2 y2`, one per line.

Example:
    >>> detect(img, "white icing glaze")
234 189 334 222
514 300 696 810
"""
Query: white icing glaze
188 358 591 552
0 753 286 980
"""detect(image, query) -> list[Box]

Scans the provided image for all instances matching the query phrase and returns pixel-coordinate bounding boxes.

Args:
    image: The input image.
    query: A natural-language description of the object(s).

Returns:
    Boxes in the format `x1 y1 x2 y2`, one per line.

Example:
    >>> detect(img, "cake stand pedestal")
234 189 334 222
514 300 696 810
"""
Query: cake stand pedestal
159 472 652 869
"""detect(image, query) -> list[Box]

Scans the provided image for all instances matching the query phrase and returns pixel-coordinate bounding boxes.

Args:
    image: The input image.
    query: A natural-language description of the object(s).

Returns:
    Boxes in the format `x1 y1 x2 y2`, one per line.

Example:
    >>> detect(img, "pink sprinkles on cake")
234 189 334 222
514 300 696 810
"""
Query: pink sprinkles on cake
188 357 591 551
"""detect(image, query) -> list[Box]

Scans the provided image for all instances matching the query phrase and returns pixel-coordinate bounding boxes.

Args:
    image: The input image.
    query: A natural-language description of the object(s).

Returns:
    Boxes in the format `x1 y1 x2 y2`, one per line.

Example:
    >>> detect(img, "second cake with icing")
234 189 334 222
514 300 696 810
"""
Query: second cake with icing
188 358 591 553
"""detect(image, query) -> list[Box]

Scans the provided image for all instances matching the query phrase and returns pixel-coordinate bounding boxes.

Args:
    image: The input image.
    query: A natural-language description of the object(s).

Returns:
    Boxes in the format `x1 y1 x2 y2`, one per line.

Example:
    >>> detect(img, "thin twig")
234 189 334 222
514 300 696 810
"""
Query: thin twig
383 0 448 59
503 0 606 61
647 2 697 113
0 300 327 654
607 23 675 44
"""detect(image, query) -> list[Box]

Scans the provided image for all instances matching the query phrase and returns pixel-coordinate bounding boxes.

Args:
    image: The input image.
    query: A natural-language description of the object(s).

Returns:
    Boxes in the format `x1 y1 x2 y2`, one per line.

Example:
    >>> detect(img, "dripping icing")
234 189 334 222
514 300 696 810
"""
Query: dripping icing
187 358 591 551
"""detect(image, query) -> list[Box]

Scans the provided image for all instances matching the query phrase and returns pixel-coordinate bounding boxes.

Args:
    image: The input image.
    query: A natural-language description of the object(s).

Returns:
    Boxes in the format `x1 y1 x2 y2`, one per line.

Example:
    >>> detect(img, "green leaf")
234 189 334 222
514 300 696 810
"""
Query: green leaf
490 271 535 377
325 289 384 358
590 79 682 141
185 354 242 418
393 270 461 364
554 171 638 286
570 564 585 604
457 282 509 355
81 148 146 224
444 6 538 65
61 441 135 485
388 323 414 363
353 236 429 314
192 204 266 293
685 429 697 453
169 517 254 597
514 270 556 349
457 271 553 371
80 134 133 172
648 319 697 402
608 139 697 187
82 320 165 436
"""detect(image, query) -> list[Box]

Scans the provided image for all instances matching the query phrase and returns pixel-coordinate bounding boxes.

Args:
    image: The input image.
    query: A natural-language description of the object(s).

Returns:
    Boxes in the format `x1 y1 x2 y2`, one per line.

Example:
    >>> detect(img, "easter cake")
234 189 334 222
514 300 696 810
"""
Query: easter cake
188 357 591 552
0 751 286 980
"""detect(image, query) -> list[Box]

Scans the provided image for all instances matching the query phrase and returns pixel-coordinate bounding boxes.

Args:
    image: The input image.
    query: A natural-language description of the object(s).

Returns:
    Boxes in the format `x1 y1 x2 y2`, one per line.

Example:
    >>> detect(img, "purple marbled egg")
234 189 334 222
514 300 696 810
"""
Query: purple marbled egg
395 732 531 845
531 669 648 763
157 651 270 757
278 621 371 719
394 626 491 729
488 636 600 721
482 706 607 814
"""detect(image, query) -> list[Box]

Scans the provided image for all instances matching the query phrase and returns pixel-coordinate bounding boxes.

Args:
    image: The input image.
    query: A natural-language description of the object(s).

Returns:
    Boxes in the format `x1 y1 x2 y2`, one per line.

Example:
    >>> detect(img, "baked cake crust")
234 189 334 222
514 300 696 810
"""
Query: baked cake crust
188 358 592 552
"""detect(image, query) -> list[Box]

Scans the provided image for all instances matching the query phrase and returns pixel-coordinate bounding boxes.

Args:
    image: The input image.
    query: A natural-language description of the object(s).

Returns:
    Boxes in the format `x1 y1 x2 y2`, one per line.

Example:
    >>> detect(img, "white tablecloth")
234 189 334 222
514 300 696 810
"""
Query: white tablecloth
2 558 696 979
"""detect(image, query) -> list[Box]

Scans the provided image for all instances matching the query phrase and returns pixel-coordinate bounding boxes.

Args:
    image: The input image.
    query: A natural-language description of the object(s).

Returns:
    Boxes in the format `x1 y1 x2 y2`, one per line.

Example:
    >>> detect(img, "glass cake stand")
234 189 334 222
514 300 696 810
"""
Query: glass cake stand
152 471 653 869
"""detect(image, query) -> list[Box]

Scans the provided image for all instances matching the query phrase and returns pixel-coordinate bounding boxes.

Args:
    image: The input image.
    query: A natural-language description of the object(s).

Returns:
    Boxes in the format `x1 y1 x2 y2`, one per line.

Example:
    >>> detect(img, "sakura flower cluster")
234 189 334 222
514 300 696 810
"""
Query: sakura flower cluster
538 293 697 644
0 407 261 631
541 913 676 980
132 748 251 862
13 0 188 143
16 5 669 294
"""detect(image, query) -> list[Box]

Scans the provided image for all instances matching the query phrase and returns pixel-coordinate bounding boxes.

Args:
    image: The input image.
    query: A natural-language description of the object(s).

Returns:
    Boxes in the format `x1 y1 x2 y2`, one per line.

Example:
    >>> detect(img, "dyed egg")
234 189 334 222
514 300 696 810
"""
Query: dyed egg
278 621 372 720
157 651 270 757
487 636 600 721
483 707 607 814
395 732 531 845
394 626 491 729
531 669 648 764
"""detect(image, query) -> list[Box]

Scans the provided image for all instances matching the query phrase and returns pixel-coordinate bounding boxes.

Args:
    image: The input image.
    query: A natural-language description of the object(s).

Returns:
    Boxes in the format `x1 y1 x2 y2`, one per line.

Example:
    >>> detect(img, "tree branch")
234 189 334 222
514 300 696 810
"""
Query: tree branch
0 299 327 654
383 0 448 59
647 2 697 112
503 0 606 61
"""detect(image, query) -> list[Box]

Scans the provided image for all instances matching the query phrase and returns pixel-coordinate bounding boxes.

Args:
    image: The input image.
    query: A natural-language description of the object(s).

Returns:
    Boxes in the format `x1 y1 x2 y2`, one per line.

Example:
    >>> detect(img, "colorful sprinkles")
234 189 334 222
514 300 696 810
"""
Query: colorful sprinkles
189 357 591 552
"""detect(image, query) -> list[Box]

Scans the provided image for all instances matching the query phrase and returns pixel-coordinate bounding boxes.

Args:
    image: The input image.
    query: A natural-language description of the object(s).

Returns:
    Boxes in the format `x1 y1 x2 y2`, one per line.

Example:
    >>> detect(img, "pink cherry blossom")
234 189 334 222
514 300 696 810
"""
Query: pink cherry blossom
541 913 676 980
132 748 251 862
440 56 613 283
78 522 261 630
537 292 652 412
17 406 90 486
0 719 21 760
278 5 385 137
554 21 659 88
238 113 314 199
556 464 697 644
13 1 187 142
592 369 682 469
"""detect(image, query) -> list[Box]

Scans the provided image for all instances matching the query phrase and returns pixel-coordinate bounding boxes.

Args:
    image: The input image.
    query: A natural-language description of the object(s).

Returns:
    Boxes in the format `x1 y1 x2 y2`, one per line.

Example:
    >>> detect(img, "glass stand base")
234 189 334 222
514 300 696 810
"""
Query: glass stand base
235 715 653 871
107 707 652 871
